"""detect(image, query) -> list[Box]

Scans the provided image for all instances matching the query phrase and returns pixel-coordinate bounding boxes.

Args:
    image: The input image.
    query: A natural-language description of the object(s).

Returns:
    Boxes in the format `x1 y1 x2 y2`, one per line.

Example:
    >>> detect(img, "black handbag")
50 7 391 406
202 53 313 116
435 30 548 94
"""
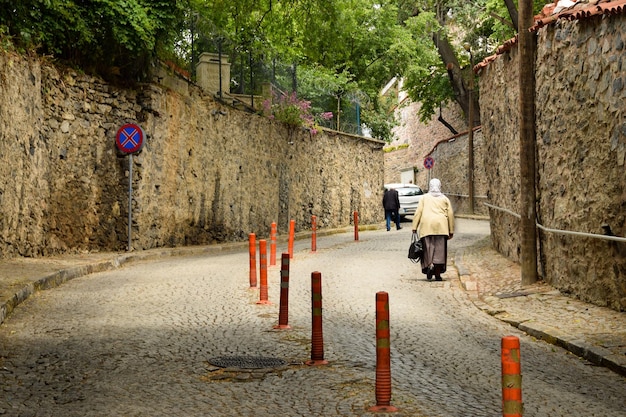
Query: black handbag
408 232 423 263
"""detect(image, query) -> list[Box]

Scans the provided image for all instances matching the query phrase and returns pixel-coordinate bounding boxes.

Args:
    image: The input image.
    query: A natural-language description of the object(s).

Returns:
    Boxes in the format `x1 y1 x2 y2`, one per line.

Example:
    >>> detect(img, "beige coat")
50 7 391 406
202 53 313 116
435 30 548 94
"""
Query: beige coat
411 193 454 238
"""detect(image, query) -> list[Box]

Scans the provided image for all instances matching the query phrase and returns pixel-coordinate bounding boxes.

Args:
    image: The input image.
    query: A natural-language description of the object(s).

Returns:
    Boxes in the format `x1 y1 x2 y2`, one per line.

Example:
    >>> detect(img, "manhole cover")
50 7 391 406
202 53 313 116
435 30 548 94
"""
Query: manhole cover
208 356 287 369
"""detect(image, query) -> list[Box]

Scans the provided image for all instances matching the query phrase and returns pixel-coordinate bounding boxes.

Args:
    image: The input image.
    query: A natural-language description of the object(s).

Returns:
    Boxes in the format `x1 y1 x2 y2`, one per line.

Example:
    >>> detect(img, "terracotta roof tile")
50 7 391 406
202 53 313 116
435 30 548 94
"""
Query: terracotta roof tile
474 0 626 73
598 0 626 13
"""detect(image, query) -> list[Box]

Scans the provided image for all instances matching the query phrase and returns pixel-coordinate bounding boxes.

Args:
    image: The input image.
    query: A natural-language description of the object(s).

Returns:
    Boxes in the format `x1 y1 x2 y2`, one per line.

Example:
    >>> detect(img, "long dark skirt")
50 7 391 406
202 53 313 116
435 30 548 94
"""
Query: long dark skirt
420 235 448 274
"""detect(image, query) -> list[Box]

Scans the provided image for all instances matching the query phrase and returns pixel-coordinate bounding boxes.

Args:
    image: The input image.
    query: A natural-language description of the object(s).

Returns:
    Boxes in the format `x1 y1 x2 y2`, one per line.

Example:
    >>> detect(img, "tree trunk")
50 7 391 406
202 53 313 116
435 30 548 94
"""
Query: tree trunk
433 31 466 106
410 6 482 128
433 31 481 127
519 0 538 285
504 0 519 32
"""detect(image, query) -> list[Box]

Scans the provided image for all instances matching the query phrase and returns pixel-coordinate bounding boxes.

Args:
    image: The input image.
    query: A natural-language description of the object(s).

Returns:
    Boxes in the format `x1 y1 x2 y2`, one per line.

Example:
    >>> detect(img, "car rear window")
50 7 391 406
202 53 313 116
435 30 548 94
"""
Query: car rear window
397 187 422 196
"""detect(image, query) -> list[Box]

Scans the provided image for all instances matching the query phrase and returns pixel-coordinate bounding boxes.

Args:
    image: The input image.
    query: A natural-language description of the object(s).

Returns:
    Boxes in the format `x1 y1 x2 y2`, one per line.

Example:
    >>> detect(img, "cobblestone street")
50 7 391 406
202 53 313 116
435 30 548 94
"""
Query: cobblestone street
1 219 625 416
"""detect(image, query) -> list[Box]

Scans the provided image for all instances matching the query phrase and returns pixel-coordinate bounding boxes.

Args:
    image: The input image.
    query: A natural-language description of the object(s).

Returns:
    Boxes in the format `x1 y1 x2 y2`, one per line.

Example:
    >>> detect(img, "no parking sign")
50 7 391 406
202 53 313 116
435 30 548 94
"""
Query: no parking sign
424 156 434 170
115 123 144 154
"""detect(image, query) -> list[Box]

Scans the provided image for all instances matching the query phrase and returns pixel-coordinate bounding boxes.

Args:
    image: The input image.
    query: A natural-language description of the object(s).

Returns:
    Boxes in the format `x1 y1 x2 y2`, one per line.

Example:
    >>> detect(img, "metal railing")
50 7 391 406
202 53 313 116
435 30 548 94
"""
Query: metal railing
446 193 488 199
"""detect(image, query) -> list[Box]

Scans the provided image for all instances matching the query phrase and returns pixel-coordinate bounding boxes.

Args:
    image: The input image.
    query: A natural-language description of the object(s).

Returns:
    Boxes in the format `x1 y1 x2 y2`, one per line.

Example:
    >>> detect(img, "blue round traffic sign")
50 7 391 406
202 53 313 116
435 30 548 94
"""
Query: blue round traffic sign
115 123 144 154
424 156 434 170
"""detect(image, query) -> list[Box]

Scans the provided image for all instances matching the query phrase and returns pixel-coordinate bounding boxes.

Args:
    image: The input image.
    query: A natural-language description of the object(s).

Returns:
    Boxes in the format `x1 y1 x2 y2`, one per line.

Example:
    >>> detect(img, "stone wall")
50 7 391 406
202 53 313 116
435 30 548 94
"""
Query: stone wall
429 129 488 217
479 14 626 310
0 52 384 258
479 47 522 262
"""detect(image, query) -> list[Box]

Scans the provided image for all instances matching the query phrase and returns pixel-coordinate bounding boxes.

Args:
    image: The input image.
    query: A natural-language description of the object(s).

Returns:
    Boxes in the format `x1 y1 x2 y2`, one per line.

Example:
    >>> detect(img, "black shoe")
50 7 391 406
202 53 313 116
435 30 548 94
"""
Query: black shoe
426 265 436 281
435 276 442 281
397 226 402 230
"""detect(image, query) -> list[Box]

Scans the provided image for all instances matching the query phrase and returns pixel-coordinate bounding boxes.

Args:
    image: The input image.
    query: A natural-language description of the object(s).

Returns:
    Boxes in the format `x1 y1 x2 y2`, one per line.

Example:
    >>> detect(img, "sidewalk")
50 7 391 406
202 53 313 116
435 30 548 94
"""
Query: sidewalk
1 226 624 378
454 235 626 377
0 242 252 326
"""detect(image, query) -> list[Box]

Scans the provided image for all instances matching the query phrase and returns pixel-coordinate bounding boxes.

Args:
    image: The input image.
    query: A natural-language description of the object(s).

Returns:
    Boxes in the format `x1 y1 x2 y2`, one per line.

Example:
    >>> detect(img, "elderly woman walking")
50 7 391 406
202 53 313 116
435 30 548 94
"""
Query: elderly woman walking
411 178 454 281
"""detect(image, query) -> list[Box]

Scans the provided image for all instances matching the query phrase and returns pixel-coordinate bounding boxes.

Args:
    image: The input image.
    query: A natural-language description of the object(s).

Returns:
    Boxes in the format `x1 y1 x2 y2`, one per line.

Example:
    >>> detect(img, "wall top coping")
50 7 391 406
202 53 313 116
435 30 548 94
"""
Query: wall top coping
197 52 230 64
320 127 386 147
424 126 482 158
473 0 626 75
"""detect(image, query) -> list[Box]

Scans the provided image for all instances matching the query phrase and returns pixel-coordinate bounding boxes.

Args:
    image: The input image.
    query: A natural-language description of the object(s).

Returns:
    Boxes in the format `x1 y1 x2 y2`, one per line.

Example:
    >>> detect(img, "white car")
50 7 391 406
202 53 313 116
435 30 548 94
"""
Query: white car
384 183 424 218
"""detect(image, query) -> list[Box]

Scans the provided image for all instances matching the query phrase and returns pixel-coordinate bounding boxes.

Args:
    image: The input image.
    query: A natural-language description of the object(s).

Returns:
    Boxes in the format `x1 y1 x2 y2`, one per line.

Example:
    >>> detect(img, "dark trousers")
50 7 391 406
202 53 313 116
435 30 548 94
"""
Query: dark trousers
385 209 401 230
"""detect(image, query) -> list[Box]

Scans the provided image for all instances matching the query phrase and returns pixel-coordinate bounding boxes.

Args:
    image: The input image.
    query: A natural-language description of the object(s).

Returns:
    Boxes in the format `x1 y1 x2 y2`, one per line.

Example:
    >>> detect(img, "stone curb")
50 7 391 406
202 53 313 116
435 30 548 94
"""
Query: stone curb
0 259 121 326
453 257 626 378
517 321 626 378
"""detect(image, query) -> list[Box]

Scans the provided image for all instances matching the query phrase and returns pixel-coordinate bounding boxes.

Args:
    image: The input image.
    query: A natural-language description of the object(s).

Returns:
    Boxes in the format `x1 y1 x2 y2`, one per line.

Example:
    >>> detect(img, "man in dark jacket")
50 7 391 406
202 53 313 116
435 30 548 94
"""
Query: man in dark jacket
382 187 402 231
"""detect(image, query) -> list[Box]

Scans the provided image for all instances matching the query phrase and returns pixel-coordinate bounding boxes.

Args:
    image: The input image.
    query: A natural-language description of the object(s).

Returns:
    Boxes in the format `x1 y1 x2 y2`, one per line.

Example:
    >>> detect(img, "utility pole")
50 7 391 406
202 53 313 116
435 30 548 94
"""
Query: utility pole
464 43 475 215
519 0 538 285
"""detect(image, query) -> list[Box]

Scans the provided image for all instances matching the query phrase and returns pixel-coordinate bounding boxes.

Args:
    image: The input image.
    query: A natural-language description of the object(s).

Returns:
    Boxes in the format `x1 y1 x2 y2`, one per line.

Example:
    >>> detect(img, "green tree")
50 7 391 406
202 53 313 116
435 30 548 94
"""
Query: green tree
0 0 545 140
185 0 414 140
0 0 185 80
397 0 546 126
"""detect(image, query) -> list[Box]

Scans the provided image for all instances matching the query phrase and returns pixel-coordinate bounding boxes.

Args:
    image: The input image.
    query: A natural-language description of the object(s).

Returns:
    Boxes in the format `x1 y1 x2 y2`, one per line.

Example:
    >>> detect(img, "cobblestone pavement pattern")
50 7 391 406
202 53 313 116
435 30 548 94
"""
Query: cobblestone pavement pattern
0 218 625 416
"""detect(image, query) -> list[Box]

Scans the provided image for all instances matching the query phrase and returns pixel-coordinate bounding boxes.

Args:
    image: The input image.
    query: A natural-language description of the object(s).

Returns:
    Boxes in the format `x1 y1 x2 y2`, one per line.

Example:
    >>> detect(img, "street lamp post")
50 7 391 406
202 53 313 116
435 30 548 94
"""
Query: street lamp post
464 43 475 214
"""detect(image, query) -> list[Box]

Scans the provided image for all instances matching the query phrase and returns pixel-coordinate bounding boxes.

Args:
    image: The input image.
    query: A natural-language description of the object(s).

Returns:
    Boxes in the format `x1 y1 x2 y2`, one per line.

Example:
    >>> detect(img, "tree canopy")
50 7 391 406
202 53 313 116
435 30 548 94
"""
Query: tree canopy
0 0 546 140
0 0 185 80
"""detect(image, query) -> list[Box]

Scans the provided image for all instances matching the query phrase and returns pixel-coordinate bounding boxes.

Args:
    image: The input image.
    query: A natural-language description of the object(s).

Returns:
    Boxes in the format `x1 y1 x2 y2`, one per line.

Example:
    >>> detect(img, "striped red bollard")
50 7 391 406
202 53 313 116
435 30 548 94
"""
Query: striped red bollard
248 233 257 288
354 211 359 241
288 219 295 259
370 291 398 412
305 271 328 366
311 215 317 252
270 222 277 266
502 336 523 417
257 240 271 305
273 253 291 330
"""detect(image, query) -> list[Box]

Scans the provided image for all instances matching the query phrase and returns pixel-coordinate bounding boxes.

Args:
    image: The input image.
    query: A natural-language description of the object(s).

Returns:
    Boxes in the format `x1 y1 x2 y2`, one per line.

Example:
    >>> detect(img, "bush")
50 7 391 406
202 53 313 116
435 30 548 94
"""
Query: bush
262 91 333 135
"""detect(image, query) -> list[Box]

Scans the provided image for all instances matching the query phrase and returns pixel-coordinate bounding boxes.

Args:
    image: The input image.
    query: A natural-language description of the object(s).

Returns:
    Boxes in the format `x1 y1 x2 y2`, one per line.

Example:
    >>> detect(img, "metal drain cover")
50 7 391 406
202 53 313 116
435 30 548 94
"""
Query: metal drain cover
208 356 287 369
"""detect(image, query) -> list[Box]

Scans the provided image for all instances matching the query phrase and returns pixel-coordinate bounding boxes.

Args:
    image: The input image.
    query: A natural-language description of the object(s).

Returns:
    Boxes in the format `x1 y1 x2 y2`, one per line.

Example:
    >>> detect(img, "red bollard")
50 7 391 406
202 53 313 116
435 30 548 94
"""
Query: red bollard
270 222 277 266
353 211 359 241
502 336 523 417
305 271 328 366
248 233 257 288
273 253 291 330
257 240 271 305
370 291 398 412
288 219 295 259
311 215 317 253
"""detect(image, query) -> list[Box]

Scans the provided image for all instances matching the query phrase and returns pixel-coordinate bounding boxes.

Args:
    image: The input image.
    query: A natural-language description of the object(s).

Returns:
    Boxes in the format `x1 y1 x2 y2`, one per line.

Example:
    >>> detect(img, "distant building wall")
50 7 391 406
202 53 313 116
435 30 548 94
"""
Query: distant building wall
384 101 468 187
384 100 487 216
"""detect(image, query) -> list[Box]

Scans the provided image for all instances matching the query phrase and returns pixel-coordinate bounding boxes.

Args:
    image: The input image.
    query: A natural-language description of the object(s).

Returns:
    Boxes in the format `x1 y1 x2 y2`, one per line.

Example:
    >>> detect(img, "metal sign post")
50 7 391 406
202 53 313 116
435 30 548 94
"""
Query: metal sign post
128 154 133 251
115 123 145 251
424 156 434 187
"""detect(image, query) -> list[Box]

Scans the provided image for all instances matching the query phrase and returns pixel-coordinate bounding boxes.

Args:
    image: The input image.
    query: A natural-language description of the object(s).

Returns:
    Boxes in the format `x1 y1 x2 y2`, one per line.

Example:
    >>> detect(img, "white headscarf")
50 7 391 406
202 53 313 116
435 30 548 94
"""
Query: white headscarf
429 178 443 197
